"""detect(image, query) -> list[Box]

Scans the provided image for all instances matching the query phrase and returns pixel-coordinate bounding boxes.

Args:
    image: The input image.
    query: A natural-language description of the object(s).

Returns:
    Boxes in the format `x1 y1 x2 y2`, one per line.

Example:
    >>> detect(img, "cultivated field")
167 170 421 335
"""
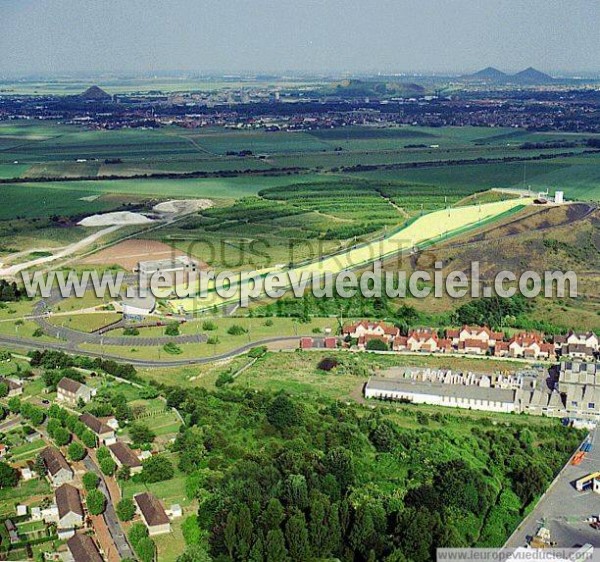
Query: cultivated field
80 238 190 271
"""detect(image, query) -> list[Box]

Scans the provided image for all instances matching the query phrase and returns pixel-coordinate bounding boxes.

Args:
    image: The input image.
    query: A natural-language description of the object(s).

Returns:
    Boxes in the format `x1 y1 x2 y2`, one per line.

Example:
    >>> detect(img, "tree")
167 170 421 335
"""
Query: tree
96 446 111 462
324 447 355 490
7 397 21 413
285 511 310 561
369 420 398 453
135 537 156 562
129 423 156 446
86 489 107 515
266 394 301 430
141 455 174 483
81 429 97 448
68 441 86 462
34 454 46 476
0 382 8 398
265 529 289 562
116 498 136 521
53 427 71 447
129 522 149 546
175 427 206 473
82 471 99 492
117 465 131 481
99 457 116 476
263 498 285 530
165 321 181 336
0 461 18 488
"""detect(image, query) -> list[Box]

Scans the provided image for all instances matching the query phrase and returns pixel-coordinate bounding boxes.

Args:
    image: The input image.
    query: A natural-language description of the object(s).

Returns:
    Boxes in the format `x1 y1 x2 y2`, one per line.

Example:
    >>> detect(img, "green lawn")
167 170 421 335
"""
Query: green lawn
123 469 192 508
9 438 47 463
0 478 51 517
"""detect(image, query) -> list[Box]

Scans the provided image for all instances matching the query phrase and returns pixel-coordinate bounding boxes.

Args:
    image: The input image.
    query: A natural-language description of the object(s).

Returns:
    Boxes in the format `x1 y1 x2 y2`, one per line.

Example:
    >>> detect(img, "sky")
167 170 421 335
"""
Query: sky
1 0 599 76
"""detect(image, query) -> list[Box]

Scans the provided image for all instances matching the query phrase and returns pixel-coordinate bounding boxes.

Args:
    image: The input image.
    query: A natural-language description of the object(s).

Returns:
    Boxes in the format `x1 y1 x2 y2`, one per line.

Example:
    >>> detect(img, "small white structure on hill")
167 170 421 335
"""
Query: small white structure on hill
554 190 564 204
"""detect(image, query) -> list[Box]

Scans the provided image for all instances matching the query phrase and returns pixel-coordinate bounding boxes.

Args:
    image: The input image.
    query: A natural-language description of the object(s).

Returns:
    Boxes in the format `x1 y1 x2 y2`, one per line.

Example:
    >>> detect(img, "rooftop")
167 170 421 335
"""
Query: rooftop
40 447 72 477
366 377 516 403
134 492 169 527
55 483 83 519
67 533 104 562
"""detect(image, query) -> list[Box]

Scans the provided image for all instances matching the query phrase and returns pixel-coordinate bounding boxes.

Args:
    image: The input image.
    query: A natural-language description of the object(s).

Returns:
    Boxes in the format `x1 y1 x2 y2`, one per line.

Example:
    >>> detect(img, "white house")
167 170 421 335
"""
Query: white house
55 483 84 539
134 492 171 536
56 377 95 405
79 413 116 445
40 447 74 487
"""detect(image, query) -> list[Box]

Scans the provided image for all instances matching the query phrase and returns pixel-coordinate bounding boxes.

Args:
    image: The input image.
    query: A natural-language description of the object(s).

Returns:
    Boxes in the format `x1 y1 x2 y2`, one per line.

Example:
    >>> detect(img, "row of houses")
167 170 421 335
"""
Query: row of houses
38 443 171 542
40 439 143 489
365 361 600 419
339 321 598 360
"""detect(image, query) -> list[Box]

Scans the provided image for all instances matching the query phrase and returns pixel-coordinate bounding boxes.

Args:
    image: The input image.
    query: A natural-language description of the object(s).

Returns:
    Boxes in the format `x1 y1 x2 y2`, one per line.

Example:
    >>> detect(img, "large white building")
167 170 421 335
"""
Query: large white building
137 255 198 278
364 377 516 413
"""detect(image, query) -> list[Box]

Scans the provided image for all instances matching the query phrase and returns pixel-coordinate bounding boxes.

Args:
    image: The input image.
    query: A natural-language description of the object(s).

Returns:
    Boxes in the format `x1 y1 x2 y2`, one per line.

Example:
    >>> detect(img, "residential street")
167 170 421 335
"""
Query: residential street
83 455 134 560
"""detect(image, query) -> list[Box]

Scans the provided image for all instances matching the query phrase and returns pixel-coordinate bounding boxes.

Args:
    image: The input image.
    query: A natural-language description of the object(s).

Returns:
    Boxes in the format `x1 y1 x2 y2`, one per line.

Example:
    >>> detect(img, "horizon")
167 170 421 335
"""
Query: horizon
2 0 599 76
2 65 600 81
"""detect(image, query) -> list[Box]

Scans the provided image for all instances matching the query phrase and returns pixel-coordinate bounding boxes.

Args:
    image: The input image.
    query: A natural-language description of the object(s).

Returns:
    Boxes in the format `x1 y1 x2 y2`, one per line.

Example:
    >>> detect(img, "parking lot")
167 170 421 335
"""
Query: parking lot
506 427 600 548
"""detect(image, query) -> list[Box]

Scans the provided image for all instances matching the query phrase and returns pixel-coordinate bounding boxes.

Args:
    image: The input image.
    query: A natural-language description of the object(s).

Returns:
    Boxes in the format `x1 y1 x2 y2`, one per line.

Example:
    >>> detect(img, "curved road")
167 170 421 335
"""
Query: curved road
0 332 303 367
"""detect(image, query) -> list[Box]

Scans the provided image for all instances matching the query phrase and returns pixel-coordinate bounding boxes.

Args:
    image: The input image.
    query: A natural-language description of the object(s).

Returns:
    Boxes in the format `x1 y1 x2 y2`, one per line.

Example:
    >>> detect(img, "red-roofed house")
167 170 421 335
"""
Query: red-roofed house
494 341 510 357
458 338 489 356
448 325 503 348
343 321 399 346
407 329 439 352
508 333 554 359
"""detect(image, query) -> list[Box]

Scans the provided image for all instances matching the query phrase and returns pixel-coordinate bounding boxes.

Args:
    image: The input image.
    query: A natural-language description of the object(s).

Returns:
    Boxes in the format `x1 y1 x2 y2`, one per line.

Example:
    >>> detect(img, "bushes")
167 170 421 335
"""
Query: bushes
365 338 389 351
248 346 267 359
163 342 182 355
129 523 156 562
227 324 247 336
215 372 234 387
202 320 217 331
165 322 180 337
123 327 140 336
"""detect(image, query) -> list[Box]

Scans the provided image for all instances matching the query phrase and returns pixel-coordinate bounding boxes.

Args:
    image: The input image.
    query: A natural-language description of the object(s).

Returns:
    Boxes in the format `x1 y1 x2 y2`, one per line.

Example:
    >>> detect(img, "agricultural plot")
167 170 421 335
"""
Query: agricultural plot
169 197 531 312
177 129 332 155
352 155 600 202
0 183 125 220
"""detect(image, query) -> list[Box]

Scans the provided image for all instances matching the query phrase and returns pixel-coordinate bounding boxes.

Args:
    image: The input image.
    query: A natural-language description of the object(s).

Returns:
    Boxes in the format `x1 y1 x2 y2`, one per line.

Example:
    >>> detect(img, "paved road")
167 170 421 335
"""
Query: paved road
504 428 600 549
0 332 302 366
32 293 208 347
83 456 134 560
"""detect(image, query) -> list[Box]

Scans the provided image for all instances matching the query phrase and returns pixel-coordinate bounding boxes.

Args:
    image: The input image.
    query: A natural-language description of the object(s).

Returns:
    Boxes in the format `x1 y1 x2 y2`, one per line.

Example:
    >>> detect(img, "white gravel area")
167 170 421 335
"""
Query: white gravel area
152 199 214 214
78 211 154 227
